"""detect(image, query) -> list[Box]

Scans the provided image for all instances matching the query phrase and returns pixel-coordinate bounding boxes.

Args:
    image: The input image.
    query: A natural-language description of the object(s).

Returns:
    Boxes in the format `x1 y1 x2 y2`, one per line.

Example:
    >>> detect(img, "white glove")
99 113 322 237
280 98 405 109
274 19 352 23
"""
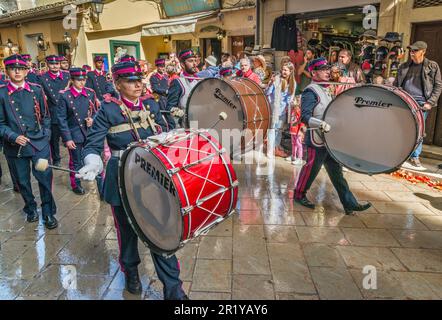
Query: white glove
308 117 331 133
75 154 103 181
319 121 331 133
170 107 185 118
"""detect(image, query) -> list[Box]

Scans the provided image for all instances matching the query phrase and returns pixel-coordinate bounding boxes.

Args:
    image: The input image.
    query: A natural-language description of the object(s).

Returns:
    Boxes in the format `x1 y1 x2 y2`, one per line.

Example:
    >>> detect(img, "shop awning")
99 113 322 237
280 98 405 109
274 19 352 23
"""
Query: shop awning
141 11 217 36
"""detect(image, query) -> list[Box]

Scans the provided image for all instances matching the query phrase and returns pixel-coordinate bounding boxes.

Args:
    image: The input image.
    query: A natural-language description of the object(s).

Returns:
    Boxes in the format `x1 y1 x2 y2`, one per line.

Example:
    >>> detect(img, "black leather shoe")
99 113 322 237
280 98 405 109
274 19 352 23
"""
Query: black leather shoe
294 196 316 209
344 202 372 215
26 210 39 223
125 271 142 295
72 186 85 195
43 216 58 229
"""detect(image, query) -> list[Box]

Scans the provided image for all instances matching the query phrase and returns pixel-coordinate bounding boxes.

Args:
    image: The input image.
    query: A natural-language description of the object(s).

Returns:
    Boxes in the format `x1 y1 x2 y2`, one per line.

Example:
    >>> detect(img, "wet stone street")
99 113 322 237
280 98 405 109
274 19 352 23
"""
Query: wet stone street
1 152 442 300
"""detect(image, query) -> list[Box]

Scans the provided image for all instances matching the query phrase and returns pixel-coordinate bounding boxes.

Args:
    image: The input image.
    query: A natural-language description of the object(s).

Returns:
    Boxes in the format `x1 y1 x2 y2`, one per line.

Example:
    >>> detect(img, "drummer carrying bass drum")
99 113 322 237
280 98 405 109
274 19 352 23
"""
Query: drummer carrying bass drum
75 61 188 299
294 58 372 215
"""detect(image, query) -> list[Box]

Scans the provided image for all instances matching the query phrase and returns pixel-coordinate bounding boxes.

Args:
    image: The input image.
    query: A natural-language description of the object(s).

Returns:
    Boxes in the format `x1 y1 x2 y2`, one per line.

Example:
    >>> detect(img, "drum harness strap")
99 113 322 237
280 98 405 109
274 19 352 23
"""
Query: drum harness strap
109 101 158 137
109 101 158 158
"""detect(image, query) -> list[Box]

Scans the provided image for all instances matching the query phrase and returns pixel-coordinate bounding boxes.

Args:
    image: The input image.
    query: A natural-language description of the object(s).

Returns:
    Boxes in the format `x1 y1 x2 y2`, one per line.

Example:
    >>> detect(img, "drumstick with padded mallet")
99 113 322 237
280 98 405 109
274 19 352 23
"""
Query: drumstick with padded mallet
35 158 78 174
210 112 228 129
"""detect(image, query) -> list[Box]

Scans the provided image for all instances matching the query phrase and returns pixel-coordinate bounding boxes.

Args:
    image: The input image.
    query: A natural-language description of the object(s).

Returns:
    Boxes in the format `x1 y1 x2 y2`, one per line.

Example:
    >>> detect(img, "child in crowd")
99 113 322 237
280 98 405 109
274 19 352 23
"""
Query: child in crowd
287 97 306 166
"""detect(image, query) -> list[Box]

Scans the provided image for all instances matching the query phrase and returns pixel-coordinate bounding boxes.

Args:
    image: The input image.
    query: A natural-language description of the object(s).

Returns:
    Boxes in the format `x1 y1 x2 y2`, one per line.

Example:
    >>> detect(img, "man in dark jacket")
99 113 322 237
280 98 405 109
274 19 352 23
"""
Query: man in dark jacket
394 41 442 169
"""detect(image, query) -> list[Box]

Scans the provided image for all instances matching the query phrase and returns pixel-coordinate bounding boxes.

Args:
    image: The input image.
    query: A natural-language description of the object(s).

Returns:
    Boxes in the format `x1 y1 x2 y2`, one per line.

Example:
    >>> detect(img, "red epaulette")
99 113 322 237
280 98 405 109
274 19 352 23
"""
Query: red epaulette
85 87 95 93
103 94 122 105
141 93 154 101
28 82 43 90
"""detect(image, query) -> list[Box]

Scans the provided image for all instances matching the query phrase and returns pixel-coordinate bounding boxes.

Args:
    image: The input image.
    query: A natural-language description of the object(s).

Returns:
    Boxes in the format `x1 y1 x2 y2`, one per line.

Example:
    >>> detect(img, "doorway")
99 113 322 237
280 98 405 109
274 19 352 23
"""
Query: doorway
412 21 442 146
201 38 221 64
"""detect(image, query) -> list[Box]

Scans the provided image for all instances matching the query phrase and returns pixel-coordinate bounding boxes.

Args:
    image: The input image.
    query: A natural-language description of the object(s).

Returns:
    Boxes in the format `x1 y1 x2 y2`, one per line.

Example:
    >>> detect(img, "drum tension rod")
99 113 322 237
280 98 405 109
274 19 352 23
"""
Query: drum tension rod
180 182 238 216
236 93 259 97
167 151 226 175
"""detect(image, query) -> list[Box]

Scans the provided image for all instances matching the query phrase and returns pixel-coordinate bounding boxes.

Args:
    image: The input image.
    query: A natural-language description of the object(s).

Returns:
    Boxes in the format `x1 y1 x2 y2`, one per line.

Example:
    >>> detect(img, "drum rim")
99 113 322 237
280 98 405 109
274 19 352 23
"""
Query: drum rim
184 77 272 129
323 84 422 175
184 77 272 156
118 144 182 255
184 77 245 129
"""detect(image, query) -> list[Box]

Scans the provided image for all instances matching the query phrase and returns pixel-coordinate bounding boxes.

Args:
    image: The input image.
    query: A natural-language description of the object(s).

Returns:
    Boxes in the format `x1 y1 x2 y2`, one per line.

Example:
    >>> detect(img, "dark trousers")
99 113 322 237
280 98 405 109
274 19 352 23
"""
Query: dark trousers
295 146 359 209
50 124 62 163
7 145 56 217
68 143 103 193
111 205 186 300
6 159 19 189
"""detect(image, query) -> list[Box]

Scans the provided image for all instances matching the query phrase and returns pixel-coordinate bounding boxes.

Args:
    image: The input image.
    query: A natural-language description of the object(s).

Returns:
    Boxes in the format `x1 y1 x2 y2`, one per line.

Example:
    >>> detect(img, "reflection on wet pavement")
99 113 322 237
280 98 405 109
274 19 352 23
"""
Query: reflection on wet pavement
1 153 442 300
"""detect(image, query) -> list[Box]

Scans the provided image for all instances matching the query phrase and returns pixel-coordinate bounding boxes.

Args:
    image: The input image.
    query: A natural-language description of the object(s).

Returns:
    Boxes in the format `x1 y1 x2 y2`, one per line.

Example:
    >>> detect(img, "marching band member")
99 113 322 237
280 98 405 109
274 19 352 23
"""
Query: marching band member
37 55 70 167
86 56 108 101
294 58 372 215
0 54 57 228
150 58 171 129
76 61 188 299
22 54 39 84
166 49 200 128
59 55 70 71
57 68 103 197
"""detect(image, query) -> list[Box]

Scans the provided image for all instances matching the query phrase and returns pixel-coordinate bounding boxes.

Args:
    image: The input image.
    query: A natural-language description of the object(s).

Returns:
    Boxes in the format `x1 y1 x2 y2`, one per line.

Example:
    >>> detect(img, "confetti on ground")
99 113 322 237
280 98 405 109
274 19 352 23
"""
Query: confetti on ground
391 170 442 190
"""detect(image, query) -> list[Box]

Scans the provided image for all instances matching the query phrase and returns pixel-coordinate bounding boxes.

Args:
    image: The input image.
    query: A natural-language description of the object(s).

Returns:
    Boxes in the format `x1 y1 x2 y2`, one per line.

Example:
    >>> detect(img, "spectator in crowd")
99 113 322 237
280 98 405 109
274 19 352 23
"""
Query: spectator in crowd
252 55 267 83
168 53 182 74
221 52 231 66
288 96 305 166
395 41 442 169
337 49 366 84
195 52 204 71
219 66 234 79
197 55 219 78
296 48 315 95
266 61 296 158
373 75 385 85
166 62 180 85
237 58 262 85
329 49 340 65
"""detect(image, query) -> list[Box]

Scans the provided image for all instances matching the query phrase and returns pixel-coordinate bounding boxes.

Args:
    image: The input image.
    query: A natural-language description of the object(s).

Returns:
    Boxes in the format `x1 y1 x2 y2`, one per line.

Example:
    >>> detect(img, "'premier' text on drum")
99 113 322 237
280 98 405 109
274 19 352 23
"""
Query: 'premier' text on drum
134 153 177 197
354 97 393 108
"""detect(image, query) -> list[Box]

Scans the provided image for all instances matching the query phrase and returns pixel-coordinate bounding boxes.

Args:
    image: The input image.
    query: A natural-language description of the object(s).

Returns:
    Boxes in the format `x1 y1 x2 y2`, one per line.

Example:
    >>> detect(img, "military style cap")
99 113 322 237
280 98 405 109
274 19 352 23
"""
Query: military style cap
111 61 143 80
4 54 28 69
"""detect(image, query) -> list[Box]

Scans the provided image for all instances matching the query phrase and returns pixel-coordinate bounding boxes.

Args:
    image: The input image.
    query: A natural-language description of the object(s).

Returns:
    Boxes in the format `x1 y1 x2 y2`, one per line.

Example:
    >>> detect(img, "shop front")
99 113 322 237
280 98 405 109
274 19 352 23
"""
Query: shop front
141 6 255 63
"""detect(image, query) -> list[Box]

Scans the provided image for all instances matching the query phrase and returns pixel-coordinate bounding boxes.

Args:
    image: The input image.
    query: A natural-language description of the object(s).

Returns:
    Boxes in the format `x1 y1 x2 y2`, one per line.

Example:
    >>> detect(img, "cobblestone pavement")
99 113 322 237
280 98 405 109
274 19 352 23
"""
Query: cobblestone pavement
1 152 442 300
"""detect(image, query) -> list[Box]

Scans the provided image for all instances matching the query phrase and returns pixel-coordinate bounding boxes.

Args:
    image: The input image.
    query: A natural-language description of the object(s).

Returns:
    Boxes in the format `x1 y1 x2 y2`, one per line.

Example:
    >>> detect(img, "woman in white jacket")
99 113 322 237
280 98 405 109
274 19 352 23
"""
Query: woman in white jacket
266 62 296 158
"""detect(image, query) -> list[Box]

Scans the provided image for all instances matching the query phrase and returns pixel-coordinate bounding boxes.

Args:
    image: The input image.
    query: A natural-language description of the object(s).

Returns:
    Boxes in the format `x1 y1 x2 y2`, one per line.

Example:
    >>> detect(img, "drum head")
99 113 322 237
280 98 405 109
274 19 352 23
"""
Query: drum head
323 85 419 174
186 78 244 132
186 78 246 155
119 146 182 254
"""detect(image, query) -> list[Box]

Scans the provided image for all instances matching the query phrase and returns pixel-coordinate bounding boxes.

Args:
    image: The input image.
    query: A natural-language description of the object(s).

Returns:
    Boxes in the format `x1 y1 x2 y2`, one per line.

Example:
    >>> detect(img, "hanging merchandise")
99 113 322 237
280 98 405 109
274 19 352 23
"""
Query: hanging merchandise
271 15 299 51
381 32 401 43
374 46 389 76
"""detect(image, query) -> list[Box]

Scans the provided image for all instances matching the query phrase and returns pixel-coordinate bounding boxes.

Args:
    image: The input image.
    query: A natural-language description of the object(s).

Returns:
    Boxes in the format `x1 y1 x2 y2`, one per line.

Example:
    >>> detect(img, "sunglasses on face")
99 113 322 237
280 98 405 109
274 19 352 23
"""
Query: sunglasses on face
409 49 421 53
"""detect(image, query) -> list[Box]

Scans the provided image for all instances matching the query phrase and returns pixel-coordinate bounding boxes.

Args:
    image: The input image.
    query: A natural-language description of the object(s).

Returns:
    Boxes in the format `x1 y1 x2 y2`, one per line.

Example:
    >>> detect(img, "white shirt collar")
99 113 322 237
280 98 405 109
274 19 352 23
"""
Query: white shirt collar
9 81 25 89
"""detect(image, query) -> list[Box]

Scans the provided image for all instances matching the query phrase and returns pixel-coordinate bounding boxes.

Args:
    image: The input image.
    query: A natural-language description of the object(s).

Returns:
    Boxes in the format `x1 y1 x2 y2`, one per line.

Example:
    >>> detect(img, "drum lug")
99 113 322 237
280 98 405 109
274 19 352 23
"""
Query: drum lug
168 168 180 175
181 206 193 215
